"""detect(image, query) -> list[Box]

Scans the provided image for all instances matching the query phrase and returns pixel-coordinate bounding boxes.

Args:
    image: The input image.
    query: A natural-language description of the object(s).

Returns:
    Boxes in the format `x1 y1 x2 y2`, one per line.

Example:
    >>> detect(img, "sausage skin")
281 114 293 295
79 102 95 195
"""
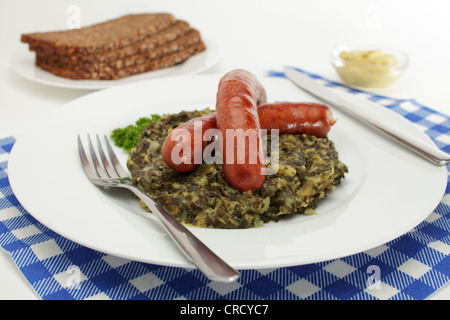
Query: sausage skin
162 102 335 174
215 69 267 192
161 112 217 172
258 101 335 137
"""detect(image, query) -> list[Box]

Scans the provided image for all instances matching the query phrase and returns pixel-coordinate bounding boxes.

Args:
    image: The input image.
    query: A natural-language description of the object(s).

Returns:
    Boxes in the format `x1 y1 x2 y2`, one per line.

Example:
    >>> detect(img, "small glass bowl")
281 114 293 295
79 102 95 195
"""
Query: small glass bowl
330 44 409 89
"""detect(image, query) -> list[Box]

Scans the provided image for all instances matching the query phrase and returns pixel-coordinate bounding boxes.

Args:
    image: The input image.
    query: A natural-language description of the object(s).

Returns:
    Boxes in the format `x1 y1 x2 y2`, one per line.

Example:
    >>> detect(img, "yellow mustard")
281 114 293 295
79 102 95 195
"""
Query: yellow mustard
336 49 400 88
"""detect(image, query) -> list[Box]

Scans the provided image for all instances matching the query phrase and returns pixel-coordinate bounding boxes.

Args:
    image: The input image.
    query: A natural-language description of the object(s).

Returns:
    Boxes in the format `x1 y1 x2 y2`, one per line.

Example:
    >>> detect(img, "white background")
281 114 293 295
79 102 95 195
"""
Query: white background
0 0 449 299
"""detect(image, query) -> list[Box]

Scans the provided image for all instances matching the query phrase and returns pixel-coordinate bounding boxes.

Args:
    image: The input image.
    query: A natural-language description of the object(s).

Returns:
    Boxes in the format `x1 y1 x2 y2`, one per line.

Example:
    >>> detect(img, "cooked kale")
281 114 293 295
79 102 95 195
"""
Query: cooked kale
127 109 348 229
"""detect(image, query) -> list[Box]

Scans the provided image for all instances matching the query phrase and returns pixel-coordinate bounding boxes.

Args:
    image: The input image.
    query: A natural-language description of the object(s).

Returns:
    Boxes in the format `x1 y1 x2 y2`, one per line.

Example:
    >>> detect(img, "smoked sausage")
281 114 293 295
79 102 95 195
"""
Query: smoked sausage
161 112 217 172
162 70 267 177
215 69 267 192
258 101 335 137
162 102 335 173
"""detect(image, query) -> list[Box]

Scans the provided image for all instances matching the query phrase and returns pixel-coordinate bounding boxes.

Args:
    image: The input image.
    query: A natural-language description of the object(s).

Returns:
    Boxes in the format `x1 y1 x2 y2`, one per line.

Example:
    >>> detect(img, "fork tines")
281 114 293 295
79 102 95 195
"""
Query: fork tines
78 134 129 180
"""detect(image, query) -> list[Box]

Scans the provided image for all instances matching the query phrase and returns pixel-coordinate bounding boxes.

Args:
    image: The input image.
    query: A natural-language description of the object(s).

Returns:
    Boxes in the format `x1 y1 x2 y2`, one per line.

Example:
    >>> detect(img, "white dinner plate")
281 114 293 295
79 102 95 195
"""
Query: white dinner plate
10 40 220 90
8 75 447 270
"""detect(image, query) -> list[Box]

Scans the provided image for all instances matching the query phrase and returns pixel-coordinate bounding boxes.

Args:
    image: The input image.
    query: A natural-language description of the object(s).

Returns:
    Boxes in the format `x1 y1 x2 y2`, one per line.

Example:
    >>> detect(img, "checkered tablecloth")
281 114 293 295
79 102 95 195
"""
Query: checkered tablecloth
1 68 450 300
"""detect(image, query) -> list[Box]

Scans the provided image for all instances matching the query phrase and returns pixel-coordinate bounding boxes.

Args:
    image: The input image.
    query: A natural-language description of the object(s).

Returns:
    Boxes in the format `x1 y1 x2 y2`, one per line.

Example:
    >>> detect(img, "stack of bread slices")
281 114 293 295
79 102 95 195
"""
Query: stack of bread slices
21 13 206 80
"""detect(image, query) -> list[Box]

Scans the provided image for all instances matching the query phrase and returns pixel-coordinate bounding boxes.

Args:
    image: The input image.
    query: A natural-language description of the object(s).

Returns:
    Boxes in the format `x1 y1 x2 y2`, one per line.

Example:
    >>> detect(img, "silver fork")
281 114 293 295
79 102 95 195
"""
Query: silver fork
77 134 240 283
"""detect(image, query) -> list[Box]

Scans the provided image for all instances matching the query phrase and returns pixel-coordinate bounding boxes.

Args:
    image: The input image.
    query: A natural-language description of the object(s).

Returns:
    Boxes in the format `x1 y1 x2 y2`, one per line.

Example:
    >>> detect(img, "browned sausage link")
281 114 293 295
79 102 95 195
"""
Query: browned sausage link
257 102 335 137
162 72 266 175
216 69 267 192
161 112 217 172
162 102 335 172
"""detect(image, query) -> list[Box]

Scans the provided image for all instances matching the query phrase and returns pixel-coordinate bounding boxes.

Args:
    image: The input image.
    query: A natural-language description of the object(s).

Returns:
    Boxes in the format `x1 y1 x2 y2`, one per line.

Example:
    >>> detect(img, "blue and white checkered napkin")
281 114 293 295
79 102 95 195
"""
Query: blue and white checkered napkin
1 68 450 300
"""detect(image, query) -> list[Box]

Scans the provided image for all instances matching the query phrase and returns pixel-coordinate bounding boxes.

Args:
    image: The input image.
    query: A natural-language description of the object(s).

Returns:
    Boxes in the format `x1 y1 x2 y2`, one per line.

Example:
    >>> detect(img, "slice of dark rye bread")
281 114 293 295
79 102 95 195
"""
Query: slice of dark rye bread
21 13 207 80
33 20 193 64
35 41 206 80
36 28 203 71
21 13 176 55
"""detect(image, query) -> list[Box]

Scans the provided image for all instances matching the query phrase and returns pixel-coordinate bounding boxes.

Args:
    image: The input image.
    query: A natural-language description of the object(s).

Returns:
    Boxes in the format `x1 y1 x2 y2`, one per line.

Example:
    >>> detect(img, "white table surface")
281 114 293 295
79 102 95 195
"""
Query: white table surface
1 0 449 300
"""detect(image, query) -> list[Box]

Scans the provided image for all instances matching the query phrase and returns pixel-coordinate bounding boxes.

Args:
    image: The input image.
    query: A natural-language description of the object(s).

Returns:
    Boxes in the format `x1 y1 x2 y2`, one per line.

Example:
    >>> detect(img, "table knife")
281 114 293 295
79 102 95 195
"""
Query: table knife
283 67 450 166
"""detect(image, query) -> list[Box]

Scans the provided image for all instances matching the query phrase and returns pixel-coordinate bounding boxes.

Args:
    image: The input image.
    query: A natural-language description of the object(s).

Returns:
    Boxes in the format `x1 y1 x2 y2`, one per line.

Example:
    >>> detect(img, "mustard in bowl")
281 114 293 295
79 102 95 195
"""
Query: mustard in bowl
331 45 409 88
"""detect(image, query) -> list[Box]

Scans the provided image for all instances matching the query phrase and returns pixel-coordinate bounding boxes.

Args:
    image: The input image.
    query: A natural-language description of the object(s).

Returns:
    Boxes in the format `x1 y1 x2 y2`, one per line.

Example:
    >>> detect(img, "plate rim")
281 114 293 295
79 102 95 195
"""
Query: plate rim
7 74 448 269
10 39 221 90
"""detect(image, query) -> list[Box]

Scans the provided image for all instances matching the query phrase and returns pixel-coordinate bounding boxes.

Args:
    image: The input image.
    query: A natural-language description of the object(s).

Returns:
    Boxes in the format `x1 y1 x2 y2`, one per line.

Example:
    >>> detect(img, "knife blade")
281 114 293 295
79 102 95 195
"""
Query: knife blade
284 67 450 166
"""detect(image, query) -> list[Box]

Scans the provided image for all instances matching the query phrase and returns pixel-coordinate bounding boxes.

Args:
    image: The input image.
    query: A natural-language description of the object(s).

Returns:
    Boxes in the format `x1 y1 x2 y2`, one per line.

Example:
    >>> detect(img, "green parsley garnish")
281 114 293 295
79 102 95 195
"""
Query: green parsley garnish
111 114 161 152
